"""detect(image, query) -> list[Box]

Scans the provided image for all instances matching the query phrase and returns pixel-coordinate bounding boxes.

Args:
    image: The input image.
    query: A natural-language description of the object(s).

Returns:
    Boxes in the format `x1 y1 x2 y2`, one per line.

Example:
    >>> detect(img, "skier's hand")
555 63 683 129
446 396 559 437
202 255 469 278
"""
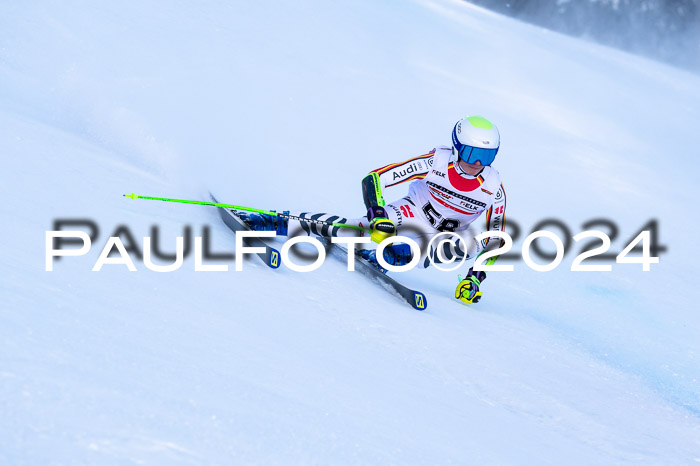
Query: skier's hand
367 206 396 243
455 268 487 304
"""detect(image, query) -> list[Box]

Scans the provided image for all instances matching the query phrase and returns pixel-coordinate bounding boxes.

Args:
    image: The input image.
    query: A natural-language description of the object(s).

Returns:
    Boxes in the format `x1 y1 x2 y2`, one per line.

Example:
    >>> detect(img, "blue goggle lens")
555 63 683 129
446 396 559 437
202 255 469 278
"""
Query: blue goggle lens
457 144 498 166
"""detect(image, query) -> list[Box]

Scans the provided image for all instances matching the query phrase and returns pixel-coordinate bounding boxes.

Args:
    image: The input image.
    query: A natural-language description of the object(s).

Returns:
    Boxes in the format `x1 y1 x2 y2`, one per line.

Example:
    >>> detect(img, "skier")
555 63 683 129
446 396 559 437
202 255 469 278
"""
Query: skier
240 116 507 304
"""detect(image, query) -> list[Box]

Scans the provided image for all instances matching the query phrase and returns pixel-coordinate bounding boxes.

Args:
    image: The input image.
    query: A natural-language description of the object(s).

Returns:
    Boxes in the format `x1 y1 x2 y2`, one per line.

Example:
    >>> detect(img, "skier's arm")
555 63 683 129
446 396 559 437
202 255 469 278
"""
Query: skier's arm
360 151 434 243
457 183 507 304
361 151 435 209
480 182 507 263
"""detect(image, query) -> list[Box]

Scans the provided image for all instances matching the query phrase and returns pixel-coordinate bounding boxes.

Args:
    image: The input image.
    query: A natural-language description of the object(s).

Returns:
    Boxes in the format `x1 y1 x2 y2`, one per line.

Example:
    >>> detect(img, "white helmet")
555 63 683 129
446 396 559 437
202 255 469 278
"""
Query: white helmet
451 116 500 166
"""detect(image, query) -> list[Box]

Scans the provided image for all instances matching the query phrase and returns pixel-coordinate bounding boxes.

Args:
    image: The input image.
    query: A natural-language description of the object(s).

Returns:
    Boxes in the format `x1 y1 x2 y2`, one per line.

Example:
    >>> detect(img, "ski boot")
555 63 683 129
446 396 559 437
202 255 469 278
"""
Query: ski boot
359 243 413 274
238 210 289 235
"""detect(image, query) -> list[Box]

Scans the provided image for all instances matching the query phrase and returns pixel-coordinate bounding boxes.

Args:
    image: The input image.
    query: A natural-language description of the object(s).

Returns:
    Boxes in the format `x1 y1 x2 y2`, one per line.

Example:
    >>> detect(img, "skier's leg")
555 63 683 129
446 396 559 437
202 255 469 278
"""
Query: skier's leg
423 226 482 269
286 212 367 238
370 197 483 270
238 210 366 238
359 197 439 269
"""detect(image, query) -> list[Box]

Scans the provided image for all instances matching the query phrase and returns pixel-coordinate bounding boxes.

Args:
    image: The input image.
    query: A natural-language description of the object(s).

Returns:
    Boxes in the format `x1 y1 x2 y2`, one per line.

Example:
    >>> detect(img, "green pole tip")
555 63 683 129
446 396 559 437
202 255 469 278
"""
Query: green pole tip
124 193 139 199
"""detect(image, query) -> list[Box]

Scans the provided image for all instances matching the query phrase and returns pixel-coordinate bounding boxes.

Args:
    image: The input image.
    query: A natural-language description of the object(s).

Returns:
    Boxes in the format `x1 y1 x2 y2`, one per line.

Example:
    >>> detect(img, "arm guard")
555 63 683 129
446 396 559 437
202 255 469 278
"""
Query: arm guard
361 172 385 210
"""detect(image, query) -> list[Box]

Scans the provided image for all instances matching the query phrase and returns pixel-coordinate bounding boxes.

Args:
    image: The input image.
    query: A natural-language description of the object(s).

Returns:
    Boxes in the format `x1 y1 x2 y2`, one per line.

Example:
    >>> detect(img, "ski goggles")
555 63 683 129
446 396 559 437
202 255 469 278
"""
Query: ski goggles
455 144 499 166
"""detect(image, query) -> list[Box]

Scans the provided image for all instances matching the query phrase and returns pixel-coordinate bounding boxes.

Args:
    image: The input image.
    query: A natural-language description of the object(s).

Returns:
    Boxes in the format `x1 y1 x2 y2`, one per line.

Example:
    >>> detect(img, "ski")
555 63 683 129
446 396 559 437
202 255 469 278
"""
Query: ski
209 193 425 308
209 192 281 269
323 240 427 311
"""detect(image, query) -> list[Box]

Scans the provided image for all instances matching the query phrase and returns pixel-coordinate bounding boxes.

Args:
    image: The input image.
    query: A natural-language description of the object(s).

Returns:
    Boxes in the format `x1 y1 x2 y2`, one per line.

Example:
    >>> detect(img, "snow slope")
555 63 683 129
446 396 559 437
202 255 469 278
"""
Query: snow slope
1 0 699 464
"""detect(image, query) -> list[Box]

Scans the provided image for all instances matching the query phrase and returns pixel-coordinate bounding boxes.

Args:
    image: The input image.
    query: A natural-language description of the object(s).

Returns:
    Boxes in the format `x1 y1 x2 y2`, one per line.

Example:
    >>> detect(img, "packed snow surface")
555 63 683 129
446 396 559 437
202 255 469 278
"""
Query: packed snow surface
1 0 699 464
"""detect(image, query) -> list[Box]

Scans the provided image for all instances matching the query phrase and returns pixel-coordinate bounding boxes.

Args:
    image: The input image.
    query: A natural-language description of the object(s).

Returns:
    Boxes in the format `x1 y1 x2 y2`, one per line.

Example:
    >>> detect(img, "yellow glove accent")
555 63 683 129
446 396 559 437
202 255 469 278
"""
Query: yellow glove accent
369 218 396 244
455 278 483 304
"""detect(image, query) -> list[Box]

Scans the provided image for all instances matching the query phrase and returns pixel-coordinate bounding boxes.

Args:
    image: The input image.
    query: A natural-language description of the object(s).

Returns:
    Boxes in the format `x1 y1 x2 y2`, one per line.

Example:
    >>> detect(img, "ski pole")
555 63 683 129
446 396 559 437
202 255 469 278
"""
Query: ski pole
123 193 367 232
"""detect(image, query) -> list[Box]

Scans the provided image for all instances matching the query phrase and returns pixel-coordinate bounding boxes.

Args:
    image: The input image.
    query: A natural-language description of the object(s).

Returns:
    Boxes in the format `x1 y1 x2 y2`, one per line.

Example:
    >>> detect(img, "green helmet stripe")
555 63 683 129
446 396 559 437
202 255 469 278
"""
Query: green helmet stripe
466 116 493 129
